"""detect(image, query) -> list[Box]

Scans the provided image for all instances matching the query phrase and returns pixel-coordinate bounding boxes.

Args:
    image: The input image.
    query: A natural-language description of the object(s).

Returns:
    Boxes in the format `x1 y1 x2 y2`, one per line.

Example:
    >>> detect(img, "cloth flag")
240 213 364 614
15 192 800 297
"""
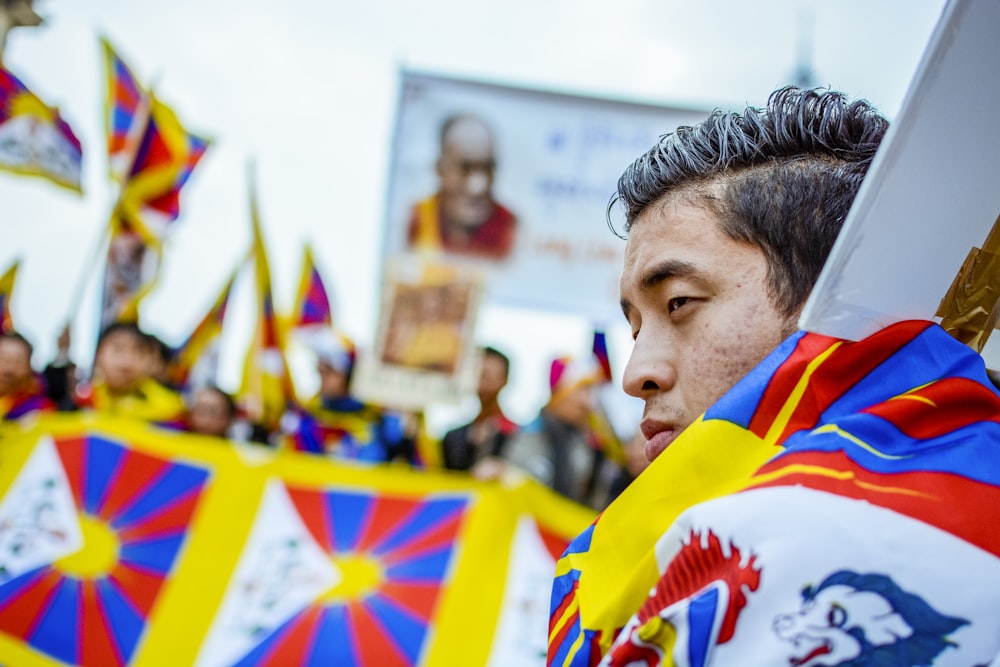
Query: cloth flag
587 329 626 466
167 263 241 393
0 412 595 666
114 97 209 241
0 259 18 334
549 320 1000 666
591 329 613 384
290 243 333 330
102 36 145 184
238 185 297 432
0 64 82 192
97 38 209 331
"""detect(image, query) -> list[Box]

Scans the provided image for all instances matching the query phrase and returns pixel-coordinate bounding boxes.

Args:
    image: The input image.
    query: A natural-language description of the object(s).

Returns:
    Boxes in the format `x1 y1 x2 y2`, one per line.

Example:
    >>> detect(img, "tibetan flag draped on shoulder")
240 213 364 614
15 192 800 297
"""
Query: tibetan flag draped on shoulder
0 64 82 192
290 243 333 330
239 183 296 433
167 262 242 393
0 260 18 333
549 320 1000 666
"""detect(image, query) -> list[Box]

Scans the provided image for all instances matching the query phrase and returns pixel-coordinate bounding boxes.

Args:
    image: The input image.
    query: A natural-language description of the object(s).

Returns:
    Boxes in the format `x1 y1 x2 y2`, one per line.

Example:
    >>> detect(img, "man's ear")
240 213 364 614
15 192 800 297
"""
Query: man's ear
435 156 445 178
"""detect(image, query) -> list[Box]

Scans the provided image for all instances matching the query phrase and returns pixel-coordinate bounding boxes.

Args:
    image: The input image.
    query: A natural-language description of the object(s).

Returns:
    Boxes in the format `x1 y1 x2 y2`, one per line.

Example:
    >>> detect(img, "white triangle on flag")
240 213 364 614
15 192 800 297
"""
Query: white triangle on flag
194 479 339 667
0 435 83 584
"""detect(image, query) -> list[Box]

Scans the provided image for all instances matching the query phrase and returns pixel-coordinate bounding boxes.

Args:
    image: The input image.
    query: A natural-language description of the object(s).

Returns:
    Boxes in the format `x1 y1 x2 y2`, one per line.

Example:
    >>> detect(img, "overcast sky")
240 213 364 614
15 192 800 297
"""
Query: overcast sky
2 0 950 432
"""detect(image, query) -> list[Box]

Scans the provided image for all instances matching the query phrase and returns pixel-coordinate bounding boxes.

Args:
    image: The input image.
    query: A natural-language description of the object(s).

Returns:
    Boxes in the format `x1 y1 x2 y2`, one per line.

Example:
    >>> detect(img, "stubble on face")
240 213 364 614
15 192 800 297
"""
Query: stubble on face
620 194 801 461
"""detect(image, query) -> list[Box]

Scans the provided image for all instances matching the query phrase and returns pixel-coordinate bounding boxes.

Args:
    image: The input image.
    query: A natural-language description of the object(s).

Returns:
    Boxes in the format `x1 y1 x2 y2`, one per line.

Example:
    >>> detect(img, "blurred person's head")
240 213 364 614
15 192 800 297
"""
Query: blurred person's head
546 356 597 428
477 346 509 407
188 385 236 438
0 332 34 396
314 329 356 400
143 333 173 385
437 113 498 229
94 322 148 396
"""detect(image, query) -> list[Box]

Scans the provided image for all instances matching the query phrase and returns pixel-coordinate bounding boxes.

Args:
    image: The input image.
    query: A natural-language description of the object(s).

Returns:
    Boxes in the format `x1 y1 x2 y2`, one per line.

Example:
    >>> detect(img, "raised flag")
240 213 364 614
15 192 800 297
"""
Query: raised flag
290 243 333 330
0 259 18 334
238 182 297 432
167 263 242 393
115 96 210 242
591 329 613 384
96 39 209 332
101 37 146 183
0 65 82 192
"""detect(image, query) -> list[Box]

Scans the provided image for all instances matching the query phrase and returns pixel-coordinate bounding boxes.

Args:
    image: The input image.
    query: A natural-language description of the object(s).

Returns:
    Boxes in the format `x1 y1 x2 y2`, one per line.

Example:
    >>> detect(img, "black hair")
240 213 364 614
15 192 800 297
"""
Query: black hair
482 345 510 378
610 86 889 315
0 331 33 358
96 321 146 349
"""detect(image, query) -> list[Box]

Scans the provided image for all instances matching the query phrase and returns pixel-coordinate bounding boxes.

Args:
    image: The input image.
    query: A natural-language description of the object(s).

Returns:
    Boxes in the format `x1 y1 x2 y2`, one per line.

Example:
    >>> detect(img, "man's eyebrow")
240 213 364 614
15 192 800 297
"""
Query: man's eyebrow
639 258 699 290
620 258 700 319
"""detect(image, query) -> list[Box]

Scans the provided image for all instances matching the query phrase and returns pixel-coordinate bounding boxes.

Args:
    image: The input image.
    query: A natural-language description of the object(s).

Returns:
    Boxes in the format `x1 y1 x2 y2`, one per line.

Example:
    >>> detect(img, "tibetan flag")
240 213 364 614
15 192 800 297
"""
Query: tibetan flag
99 97 208 329
290 244 333 330
591 329 612 384
115 96 210 243
0 412 595 666
0 260 18 334
549 320 1000 666
167 263 242 393
238 184 296 432
0 65 82 192
102 37 146 183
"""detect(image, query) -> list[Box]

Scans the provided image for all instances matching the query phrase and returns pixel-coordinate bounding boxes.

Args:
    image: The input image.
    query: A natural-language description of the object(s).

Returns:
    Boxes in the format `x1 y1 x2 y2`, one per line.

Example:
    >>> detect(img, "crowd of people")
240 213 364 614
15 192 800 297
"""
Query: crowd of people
0 318 644 511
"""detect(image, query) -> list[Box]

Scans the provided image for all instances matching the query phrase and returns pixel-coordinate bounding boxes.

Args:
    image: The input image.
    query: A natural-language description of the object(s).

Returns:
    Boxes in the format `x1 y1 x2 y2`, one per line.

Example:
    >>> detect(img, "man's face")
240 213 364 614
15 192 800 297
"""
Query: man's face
549 383 595 429
317 361 349 400
0 339 32 395
437 119 496 228
95 330 146 394
477 354 508 403
619 196 799 462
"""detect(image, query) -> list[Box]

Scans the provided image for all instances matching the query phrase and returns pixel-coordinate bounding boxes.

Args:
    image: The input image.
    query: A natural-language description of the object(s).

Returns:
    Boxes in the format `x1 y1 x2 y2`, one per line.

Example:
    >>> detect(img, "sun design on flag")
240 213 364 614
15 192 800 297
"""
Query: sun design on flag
233 486 470 667
0 434 210 667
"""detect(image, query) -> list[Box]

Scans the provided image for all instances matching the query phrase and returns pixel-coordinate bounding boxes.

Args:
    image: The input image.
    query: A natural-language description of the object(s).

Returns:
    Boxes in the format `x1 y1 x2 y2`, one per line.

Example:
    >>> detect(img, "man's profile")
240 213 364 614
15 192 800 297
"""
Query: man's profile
406 112 518 260
549 87 1000 666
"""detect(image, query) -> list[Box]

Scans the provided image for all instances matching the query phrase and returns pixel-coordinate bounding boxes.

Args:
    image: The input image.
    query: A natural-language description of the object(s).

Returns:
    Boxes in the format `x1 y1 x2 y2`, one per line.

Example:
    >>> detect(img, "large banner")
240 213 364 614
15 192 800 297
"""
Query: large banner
0 414 594 666
381 70 710 320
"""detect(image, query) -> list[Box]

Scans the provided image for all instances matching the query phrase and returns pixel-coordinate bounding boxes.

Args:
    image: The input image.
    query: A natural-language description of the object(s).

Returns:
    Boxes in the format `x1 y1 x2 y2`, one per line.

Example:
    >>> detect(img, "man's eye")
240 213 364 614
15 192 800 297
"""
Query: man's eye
667 297 691 313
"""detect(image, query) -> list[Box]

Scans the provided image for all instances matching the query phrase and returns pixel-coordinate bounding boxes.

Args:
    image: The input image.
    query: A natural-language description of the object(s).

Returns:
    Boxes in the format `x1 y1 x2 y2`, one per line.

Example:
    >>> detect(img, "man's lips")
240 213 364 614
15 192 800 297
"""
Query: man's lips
640 419 677 462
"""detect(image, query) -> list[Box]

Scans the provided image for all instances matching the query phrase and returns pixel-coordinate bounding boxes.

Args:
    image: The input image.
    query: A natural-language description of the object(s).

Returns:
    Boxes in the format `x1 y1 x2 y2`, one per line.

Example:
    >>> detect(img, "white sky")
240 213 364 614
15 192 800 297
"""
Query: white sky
1 0 950 435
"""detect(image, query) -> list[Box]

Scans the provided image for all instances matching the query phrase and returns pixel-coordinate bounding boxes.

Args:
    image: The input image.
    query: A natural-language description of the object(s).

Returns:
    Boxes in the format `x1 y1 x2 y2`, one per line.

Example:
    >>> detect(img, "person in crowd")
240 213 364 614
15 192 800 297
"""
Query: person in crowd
41 323 78 411
74 321 186 423
478 355 610 509
407 112 518 260
143 332 175 389
441 345 519 471
186 384 237 439
286 328 418 464
549 87 1000 665
0 331 54 421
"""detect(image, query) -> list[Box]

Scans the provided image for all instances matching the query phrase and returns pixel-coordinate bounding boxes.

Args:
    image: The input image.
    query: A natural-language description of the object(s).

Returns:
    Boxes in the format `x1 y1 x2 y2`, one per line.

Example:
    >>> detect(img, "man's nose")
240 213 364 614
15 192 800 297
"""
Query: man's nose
622 335 675 398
